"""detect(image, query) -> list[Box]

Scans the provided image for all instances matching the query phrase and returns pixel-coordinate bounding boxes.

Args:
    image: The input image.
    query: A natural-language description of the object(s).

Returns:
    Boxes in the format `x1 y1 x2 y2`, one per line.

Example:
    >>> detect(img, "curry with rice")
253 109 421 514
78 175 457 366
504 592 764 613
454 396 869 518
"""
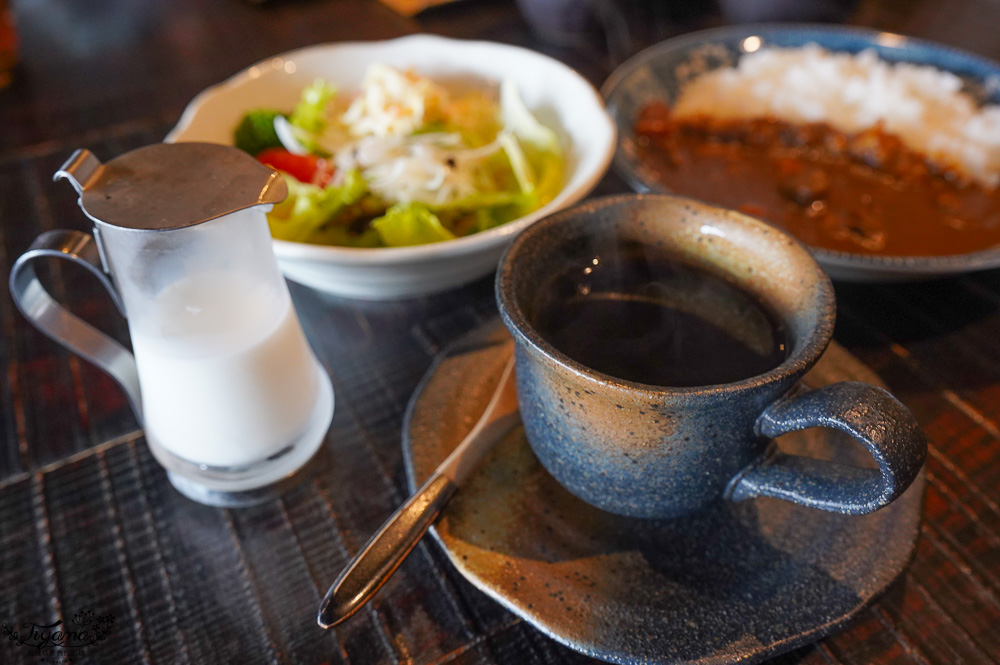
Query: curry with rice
633 45 1000 258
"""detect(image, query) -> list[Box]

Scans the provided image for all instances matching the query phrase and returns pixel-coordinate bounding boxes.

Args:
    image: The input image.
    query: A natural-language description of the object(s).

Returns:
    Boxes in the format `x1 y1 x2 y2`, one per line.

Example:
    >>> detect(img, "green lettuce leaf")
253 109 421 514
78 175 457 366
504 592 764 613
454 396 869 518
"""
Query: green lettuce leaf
306 225 381 248
472 203 523 233
371 202 456 247
430 189 523 211
286 79 337 154
267 169 368 243
290 79 336 134
429 190 526 234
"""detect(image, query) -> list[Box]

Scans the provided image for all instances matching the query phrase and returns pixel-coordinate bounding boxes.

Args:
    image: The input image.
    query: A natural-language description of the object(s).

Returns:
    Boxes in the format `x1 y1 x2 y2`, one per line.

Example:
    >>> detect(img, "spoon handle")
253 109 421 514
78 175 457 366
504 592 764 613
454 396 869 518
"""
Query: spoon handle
317 473 457 628
317 353 518 629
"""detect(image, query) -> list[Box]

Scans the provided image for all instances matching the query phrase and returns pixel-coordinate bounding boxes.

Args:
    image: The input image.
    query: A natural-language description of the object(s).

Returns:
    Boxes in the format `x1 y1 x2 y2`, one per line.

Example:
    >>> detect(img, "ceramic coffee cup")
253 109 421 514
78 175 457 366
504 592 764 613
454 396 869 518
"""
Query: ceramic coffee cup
496 194 926 519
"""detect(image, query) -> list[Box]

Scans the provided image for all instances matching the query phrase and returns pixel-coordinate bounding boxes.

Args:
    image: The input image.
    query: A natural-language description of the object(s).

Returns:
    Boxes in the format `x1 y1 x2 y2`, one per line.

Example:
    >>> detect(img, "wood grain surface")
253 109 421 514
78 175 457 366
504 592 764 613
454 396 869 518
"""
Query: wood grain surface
1 1 999 664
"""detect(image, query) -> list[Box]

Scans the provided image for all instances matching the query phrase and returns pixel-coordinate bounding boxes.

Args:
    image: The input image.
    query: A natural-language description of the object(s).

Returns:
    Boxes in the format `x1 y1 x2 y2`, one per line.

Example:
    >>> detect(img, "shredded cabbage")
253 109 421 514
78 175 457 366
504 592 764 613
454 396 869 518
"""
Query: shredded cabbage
273 115 309 155
498 78 564 207
500 79 560 156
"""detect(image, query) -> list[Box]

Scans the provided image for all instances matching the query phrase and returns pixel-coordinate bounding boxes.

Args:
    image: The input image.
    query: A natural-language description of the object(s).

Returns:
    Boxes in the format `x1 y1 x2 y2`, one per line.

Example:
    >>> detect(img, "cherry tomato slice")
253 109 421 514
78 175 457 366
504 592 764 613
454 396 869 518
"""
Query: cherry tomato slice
256 148 334 187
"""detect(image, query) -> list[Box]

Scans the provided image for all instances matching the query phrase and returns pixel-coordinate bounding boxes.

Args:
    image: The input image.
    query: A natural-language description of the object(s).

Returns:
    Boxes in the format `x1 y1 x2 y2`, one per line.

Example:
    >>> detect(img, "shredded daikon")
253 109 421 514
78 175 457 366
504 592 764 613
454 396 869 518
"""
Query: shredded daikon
342 64 448 138
336 132 503 206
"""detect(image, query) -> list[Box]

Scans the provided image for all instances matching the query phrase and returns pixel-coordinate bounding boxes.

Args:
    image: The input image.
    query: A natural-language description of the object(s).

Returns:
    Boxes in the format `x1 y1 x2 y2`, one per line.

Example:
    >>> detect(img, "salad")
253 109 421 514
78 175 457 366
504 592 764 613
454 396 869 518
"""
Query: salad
233 64 565 248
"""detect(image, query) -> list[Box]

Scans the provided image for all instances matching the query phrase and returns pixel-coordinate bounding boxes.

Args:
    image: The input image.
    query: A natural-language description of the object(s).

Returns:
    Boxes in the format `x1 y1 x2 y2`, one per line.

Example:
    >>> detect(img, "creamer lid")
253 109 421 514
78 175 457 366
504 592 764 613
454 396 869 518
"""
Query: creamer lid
54 142 287 231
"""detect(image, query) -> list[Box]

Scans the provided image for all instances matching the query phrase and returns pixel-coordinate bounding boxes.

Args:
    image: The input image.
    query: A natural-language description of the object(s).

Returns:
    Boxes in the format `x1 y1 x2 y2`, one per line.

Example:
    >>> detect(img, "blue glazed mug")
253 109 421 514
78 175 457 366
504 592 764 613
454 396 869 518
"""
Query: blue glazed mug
496 194 926 519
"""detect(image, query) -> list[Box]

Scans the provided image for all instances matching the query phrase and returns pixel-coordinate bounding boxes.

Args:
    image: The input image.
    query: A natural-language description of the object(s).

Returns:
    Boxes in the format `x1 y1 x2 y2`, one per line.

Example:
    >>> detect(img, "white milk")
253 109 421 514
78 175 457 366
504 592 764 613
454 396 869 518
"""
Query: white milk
131 273 322 468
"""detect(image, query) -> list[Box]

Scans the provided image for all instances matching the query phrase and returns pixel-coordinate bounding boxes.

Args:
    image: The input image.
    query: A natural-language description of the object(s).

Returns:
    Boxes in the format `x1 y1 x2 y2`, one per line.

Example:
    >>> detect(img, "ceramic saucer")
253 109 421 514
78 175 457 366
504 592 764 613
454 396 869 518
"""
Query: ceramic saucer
402 320 925 665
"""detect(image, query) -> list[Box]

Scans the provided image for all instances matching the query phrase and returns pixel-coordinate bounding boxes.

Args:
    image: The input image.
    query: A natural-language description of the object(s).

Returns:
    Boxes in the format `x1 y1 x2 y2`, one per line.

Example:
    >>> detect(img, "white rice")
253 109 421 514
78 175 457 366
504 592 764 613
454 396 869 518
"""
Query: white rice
672 44 1000 187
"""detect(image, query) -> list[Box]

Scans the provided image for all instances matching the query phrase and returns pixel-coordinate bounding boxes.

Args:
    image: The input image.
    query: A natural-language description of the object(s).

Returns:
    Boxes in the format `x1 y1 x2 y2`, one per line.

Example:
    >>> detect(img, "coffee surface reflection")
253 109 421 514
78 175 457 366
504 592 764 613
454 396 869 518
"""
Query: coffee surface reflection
532 240 789 387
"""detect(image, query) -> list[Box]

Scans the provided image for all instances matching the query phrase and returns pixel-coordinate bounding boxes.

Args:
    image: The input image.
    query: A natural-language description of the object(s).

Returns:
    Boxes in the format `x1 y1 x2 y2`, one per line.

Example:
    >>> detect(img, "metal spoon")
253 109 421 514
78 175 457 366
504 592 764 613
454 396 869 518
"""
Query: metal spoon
317 352 519 629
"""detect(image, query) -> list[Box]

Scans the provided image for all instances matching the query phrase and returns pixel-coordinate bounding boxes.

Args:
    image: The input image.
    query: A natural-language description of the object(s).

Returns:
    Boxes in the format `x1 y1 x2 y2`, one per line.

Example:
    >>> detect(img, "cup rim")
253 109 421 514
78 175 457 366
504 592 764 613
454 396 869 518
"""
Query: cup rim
495 193 836 396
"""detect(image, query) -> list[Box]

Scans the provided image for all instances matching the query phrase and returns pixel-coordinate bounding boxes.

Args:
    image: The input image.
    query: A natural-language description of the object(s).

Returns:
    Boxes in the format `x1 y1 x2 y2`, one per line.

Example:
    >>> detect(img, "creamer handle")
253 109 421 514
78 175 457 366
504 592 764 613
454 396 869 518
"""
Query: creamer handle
9 230 143 421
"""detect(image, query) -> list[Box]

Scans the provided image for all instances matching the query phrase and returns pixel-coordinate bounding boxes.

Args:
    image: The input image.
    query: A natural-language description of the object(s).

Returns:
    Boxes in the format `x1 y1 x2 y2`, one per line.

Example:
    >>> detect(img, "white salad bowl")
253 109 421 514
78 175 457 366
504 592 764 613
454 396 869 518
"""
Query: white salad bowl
166 35 616 299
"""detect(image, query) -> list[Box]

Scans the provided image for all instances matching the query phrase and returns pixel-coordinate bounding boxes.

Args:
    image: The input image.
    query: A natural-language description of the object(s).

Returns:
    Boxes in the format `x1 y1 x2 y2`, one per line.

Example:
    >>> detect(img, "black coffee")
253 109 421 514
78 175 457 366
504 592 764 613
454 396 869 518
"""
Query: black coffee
532 241 789 387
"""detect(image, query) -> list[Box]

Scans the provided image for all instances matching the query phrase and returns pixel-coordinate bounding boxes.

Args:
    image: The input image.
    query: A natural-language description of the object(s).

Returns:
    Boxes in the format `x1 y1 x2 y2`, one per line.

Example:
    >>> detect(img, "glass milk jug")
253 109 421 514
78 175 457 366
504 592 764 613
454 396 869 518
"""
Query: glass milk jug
9 143 334 506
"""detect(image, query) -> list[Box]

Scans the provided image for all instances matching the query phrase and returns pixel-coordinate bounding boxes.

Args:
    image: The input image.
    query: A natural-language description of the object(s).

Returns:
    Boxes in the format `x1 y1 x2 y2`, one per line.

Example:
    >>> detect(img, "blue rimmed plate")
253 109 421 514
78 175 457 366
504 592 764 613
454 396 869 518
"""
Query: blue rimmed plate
601 24 1000 282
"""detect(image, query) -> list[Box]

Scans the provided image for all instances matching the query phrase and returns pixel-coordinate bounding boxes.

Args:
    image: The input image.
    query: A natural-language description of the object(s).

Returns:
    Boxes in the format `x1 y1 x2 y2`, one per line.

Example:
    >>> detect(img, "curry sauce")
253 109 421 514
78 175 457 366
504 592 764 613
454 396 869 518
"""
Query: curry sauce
635 102 1000 256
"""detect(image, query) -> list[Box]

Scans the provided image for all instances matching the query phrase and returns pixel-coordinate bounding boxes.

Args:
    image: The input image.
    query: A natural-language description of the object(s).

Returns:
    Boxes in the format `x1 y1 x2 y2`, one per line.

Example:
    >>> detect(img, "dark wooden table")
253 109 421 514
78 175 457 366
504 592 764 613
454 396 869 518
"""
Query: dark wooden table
2 1 1000 663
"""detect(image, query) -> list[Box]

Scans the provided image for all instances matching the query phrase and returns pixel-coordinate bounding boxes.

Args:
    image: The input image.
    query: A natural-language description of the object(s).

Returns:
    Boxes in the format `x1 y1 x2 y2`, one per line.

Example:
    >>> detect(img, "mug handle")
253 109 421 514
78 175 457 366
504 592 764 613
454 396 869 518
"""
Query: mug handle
726 381 925 514
9 229 143 420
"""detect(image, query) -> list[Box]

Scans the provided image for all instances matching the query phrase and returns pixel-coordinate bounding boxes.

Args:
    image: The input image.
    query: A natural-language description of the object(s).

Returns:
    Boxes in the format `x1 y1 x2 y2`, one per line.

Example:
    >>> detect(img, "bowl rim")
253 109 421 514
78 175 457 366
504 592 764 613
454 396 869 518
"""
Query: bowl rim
600 23 1000 278
166 34 616 265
